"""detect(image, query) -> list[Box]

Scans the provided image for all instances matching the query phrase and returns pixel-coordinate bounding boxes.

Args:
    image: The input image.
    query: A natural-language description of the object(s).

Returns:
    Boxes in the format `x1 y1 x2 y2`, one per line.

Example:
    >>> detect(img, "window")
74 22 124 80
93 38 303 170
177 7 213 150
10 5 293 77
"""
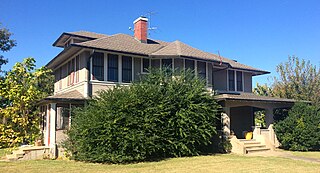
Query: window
228 70 244 91
59 67 62 90
56 107 70 130
92 52 104 81
75 55 80 83
122 56 132 83
68 58 75 85
162 58 172 69
108 54 118 82
197 61 206 79
185 59 195 71
236 71 243 91
228 70 235 91
142 58 150 73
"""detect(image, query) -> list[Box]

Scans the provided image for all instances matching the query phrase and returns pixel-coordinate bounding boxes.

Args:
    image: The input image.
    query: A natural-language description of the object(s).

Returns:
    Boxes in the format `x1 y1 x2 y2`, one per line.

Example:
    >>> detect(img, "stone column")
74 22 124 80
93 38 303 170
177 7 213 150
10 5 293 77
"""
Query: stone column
49 103 57 158
222 107 231 137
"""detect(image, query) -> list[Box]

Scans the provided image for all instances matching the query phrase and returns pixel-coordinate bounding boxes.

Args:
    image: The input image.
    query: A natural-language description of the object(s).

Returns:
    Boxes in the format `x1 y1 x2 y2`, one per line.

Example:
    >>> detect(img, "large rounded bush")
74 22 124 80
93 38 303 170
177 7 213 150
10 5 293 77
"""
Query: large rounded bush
274 102 320 151
64 69 222 163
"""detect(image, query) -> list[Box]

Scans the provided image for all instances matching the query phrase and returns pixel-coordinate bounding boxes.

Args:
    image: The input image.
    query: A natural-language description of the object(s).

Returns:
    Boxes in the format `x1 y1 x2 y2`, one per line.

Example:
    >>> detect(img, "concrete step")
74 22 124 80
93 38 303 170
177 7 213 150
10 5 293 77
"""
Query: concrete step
238 139 256 142
246 147 270 154
12 150 25 158
6 154 18 161
242 141 261 145
244 144 267 149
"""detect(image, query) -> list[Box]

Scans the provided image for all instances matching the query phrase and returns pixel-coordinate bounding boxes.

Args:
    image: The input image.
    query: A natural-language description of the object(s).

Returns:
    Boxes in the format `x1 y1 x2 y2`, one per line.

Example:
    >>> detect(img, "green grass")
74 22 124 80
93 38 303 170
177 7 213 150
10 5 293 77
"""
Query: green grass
0 154 319 173
291 151 320 159
0 149 10 158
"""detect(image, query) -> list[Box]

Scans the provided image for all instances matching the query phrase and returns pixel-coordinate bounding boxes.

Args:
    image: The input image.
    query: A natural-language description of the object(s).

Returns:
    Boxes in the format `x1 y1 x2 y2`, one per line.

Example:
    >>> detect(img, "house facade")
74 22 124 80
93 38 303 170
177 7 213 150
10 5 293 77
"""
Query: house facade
40 16 295 157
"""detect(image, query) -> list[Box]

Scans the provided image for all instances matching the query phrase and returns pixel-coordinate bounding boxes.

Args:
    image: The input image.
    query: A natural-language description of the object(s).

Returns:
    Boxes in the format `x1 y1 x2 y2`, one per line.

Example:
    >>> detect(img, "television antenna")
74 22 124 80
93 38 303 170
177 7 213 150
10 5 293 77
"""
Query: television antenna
144 11 158 32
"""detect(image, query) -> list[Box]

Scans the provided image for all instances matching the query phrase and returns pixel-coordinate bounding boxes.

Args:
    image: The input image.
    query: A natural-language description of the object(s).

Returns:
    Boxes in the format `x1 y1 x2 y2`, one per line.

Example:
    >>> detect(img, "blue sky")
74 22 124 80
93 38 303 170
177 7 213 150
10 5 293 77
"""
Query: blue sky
1 0 320 87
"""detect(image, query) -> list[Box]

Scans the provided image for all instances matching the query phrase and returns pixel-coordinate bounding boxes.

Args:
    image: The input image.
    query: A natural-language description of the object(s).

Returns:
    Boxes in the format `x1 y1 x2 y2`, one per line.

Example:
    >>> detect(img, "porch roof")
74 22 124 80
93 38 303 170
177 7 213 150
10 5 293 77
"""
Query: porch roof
38 90 86 105
215 92 297 104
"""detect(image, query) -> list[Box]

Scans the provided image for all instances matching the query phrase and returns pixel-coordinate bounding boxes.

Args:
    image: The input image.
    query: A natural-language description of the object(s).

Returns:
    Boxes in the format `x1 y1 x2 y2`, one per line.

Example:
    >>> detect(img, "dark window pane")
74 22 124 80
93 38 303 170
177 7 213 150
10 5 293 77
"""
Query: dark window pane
122 56 132 83
92 52 104 81
228 70 235 91
162 59 173 75
197 61 206 79
236 71 243 91
108 54 118 82
162 59 172 68
185 59 195 71
142 58 150 73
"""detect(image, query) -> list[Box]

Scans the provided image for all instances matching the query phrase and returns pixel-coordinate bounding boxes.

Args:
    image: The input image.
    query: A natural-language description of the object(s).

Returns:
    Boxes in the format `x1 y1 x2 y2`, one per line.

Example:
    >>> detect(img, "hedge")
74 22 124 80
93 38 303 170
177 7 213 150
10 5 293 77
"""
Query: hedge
63 69 224 163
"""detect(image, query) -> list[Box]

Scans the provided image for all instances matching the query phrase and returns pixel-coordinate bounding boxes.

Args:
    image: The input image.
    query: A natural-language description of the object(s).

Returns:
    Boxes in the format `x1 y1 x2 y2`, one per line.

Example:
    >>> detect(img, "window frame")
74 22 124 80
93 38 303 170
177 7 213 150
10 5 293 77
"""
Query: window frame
92 52 105 81
107 54 119 82
228 69 244 92
141 58 151 74
122 56 132 83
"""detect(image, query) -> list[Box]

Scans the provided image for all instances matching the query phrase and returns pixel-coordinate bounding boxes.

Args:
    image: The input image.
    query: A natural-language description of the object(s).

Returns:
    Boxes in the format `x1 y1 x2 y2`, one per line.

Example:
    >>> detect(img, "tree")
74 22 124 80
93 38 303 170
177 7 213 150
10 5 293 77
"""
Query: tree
274 102 320 151
0 57 53 148
64 69 223 163
272 56 320 104
0 24 16 71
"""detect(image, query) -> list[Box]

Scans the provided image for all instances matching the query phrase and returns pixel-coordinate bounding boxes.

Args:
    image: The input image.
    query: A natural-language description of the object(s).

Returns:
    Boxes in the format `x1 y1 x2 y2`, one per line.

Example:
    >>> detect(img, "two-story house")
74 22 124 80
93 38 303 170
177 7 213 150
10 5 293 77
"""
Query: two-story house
39 16 296 157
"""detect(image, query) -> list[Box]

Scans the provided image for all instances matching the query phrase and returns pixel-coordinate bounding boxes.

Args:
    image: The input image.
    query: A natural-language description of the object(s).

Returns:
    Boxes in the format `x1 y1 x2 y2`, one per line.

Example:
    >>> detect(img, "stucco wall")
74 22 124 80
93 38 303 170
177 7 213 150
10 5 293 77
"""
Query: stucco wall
91 82 116 96
230 106 254 138
213 69 227 91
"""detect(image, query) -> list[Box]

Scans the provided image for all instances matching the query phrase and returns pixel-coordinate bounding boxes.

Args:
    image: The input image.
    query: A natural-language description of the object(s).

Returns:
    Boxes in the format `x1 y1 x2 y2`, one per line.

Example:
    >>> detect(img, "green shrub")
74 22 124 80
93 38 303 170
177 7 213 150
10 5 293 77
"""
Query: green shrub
64 69 223 163
274 102 320 151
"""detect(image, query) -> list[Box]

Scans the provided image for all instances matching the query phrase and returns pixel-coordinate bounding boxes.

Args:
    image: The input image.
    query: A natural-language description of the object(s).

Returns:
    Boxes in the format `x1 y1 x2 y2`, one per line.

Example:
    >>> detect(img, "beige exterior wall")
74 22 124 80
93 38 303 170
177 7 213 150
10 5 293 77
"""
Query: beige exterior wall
213 69 228 91
91 82 117 96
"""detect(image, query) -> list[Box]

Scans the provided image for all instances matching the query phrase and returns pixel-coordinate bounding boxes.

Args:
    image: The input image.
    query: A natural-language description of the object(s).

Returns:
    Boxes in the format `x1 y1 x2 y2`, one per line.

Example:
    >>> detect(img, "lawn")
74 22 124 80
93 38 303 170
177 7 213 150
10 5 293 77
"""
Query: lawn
290 151 320 159
0 154 319 173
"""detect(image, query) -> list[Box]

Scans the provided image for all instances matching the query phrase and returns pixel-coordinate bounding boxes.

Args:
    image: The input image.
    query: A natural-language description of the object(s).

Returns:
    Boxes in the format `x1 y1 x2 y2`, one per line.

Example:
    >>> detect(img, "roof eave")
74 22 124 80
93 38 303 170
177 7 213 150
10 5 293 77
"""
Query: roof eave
52 32 98 47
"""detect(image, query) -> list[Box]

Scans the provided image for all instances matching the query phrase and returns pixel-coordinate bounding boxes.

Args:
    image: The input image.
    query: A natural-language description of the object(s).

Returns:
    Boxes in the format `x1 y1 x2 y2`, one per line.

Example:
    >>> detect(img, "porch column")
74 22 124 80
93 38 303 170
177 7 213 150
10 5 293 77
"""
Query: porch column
222 107 231 137
49 103 57 158
265 107 274 128
44 104 50 146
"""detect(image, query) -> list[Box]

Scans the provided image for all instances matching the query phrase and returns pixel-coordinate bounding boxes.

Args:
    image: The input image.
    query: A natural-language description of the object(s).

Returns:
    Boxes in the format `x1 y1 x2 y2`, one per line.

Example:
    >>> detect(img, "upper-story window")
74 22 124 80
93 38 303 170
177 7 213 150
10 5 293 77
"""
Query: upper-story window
228 70 243 92
67 58 75 85
236 71 243 91
185 59 195 71
162 58 172 69
92 52 104 81
107 54 119 82
75 55 80 83
197 61 206 79
122 56 132 83
142 58 150 73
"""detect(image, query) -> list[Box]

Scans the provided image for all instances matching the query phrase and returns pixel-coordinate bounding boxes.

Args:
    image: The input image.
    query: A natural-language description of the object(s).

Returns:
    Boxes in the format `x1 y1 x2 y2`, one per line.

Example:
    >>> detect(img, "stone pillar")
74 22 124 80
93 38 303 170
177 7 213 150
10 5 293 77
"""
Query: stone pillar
49 103 57 158
265 108 274 128
222 107 231 137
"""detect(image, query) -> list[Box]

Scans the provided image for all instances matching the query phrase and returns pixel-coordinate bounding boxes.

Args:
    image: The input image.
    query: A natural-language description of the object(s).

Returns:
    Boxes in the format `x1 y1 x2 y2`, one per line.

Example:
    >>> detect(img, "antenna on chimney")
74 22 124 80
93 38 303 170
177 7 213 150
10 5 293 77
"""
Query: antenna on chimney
144 11 158 35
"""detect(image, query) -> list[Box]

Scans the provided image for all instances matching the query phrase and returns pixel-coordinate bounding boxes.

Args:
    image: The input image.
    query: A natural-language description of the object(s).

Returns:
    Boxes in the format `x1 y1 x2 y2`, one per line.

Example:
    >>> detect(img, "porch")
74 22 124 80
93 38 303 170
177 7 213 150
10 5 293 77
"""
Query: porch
216 92 296 154
38 90 86 158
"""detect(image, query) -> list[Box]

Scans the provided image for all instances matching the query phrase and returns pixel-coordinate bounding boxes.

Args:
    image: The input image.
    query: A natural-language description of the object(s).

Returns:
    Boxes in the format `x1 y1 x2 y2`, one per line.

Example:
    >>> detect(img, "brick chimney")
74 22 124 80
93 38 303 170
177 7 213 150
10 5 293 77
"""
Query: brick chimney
133 16 148 43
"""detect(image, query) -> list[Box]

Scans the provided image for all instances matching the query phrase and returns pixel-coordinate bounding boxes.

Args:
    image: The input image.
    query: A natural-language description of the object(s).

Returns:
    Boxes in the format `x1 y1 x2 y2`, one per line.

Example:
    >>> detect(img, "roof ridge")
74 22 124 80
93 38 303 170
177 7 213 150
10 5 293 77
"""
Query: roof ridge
175 40 182 55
